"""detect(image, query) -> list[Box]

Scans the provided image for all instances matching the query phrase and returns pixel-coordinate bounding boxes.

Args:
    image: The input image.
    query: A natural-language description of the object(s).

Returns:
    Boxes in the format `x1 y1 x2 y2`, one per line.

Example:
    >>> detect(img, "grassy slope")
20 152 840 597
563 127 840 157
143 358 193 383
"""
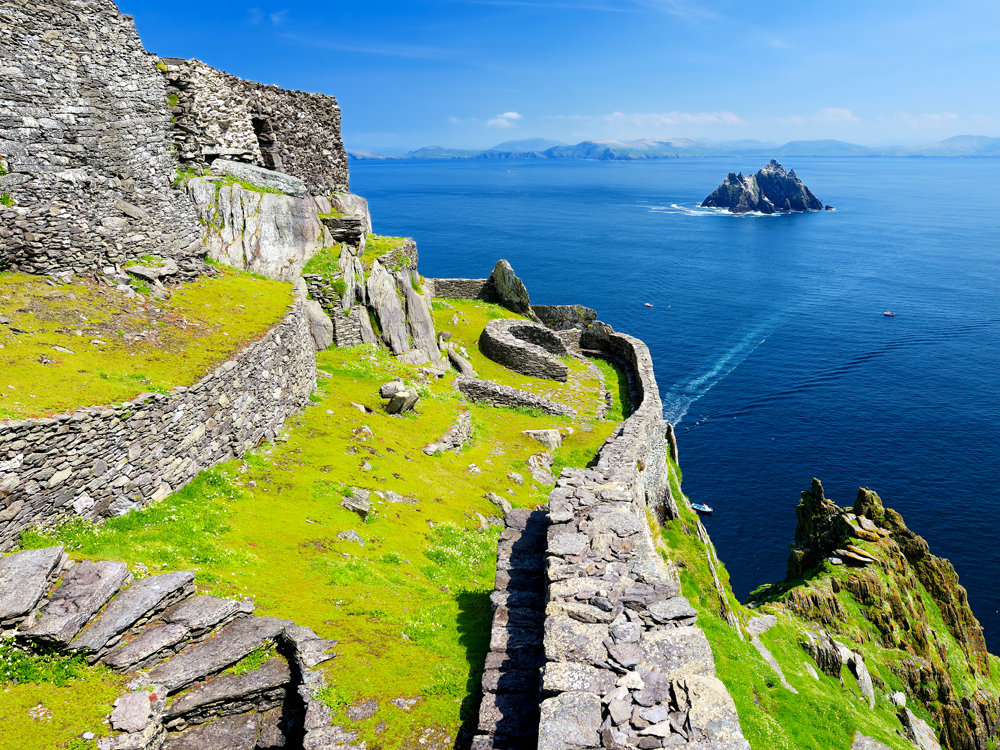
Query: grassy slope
0 269 291 420
661 456 1000 750
10 300 627 749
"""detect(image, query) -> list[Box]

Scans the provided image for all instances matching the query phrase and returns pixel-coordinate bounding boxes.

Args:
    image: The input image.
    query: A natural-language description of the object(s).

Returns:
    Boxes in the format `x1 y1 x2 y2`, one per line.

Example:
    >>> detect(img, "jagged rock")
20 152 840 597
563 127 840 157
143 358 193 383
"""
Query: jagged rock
165 656 291 726
0 546 66 630
210 159 308 198
647 597 698 623
488 260 538 320
891 691 907 707
26 559 131 647
366 260 409 354
111 690 154 733
679 675 752 750
522 429 562 451
537 691 601 750
72 571 195 659
802 629 843 678
162 711 261 750
386 390 419 414
447 346 478 378
161 596 242 639
854 486 886 520
398 348 430 365
379 380 404 398
527 452 557 485
848 651 875 709
337 530 364 545
899 707 943 750
485 492 513 515
303 300 333 351
399 272 440 361
852 734 894 750
149 616 287 694
702 159 824 214
340 492 371 520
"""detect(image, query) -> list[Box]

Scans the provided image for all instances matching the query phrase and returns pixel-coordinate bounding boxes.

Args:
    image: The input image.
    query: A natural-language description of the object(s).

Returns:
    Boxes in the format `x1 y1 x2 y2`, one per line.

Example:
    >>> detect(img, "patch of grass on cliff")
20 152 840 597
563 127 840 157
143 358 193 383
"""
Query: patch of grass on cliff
0 269 290 420
302 244 345 284
0 639 125 750
15 303 619 749
593 356 630 420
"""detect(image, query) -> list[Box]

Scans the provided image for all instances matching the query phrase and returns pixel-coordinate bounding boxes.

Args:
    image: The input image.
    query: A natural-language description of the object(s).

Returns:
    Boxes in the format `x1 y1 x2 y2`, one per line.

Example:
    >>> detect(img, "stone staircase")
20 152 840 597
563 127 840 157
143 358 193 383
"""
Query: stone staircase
0 546 358 750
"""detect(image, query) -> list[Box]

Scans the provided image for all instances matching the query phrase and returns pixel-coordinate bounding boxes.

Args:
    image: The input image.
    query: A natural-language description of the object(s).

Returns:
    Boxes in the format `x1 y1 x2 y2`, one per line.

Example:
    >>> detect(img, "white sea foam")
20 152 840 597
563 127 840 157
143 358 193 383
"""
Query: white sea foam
645 203 781 218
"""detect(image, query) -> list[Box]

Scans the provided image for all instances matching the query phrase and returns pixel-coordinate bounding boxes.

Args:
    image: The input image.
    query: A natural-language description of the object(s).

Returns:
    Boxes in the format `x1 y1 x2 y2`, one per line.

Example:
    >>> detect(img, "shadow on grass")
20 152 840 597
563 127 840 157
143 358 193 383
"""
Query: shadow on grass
452 589 493 750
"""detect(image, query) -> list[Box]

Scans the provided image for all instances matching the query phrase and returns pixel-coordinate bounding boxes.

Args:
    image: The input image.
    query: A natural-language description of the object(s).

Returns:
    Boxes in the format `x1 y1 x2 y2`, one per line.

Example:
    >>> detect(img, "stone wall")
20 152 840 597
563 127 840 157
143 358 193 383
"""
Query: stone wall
475 327 748 749
479 319 570 382
456 377 577 417
160 59 349 195
0 0 201 274
426 278 499 301
0 300 317 551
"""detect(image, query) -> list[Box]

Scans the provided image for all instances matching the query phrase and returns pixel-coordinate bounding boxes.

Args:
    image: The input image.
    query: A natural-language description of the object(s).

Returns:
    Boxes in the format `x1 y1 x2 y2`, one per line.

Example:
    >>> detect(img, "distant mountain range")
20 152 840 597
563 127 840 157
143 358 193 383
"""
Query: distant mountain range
348 135 1000 161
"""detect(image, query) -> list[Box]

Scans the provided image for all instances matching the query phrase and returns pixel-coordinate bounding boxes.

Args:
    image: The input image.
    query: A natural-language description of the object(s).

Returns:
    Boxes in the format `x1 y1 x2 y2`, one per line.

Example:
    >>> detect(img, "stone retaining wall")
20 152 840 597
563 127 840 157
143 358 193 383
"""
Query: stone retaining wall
479 319 570 382
0 0 201 274
456 377 577 417
0 301 317 551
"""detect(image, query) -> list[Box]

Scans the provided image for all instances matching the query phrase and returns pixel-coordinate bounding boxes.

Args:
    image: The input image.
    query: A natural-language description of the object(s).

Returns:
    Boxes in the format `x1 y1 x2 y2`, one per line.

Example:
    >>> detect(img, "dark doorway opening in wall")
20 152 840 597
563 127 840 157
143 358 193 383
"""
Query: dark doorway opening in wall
252 117 280 171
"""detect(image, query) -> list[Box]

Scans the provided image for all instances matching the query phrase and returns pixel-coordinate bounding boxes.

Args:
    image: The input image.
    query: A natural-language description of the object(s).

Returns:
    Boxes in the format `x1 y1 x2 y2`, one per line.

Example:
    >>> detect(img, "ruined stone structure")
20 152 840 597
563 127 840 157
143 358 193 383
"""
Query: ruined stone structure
0 300 317 551
0 0 201 274
479 318 571 381
159 58 349 196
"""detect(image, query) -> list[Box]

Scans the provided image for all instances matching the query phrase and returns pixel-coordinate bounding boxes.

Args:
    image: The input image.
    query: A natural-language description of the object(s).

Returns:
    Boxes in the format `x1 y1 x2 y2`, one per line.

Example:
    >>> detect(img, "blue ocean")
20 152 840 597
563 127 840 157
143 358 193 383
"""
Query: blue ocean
351 157 1000 649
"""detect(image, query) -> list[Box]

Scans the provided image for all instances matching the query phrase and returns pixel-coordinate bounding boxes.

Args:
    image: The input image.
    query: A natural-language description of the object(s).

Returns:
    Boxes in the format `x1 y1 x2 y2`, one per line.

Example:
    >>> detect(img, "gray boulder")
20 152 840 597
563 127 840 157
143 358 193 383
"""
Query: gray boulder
522 429 562 451
304 300 333 351
340 492 371 520
538 691 601 750
399 272 440 361
488 259 538 320
210 159 308 198
380 381 405 398
125 258 178 283
366 260 410 354
0 546 66 630
899 708 943 750
386 390 419 414
447 346 477 378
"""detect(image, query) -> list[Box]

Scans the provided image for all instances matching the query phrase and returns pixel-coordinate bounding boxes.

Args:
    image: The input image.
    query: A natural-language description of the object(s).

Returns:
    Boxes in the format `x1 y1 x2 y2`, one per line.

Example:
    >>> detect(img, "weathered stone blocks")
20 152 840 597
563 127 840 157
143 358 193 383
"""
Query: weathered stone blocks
480 318 570 381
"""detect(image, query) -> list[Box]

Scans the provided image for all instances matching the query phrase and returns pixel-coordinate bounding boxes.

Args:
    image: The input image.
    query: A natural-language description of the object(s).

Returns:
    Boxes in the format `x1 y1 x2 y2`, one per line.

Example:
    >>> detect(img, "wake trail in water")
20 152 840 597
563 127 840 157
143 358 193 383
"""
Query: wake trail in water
675 316 1000 431
662 319 775 425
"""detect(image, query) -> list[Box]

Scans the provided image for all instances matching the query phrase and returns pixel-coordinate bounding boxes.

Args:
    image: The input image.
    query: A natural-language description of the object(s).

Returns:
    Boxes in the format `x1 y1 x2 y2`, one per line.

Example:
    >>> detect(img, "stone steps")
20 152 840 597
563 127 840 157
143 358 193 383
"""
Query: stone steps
0 547 350 749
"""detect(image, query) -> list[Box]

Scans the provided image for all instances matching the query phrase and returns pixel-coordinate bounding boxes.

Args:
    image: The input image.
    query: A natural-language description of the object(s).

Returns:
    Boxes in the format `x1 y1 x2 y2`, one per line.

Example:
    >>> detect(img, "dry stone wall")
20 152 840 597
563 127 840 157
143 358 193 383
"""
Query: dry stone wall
0 0 201 274
479 318 571 381
0 300 317 551
426 278 499 302
160 59 350 195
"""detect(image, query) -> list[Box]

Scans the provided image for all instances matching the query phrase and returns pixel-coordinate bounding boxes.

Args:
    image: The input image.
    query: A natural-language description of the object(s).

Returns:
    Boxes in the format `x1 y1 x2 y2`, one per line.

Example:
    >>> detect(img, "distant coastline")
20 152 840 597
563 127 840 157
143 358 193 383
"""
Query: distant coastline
349 134 1000 161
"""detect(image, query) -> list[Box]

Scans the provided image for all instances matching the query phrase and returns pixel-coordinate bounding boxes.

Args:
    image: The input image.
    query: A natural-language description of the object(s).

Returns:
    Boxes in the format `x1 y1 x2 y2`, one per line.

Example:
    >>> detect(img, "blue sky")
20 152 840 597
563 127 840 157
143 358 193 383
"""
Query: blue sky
122 0 1000 152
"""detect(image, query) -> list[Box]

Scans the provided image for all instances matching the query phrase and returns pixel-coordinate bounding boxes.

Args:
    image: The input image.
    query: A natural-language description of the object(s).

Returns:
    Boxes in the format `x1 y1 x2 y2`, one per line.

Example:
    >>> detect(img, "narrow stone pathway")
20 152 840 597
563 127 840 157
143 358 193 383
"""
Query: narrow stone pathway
746 615 797 694
0 545 356 750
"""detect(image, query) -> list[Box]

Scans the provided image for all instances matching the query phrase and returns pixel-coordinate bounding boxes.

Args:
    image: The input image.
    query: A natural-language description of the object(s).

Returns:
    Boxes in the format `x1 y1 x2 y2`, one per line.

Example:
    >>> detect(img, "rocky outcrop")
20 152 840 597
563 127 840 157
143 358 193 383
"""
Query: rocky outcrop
210 160 308 198
488 260 539 320
701 160 824 214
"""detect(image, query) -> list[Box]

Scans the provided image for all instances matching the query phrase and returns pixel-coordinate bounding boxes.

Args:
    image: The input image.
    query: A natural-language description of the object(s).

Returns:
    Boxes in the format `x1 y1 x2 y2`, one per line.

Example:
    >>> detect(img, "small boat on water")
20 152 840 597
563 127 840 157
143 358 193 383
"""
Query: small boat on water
884 311 896 317
691 503 713 514
645 303 654 308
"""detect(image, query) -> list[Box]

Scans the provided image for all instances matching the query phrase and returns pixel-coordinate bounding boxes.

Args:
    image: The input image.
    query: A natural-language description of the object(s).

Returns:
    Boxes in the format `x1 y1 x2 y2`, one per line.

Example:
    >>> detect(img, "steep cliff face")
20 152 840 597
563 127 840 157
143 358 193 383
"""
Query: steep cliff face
701 159 825 214
758 480 1000 749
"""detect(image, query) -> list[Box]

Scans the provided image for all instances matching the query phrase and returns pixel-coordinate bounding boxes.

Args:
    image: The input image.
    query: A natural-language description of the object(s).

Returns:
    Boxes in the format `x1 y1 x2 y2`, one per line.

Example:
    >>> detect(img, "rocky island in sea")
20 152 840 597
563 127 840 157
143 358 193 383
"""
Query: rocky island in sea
702 158 828 213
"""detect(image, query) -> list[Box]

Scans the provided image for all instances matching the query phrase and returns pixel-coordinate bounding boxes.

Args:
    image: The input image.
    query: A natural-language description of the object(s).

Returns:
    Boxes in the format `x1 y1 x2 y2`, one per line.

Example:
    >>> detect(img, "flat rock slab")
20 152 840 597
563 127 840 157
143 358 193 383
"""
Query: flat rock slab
111 690 153 733
26 560 130 646
638 626 716 679
0 546 65 629
166 656 291 721
104 622 189 673
150 616 286 694
162 711 260 750
161 595 240 638
210 160 307 199
73 571 195 658
853 733 894 750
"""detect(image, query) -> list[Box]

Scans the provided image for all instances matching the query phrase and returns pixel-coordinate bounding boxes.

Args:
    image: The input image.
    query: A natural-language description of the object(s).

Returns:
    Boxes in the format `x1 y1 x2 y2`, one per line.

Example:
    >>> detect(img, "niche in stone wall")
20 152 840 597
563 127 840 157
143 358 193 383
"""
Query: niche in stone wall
252 116 283 172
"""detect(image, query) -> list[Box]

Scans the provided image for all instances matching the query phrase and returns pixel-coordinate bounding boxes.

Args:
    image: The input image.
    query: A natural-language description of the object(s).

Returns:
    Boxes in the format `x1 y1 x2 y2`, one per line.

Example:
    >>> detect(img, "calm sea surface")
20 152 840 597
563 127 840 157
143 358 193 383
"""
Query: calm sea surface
351 157 1000 648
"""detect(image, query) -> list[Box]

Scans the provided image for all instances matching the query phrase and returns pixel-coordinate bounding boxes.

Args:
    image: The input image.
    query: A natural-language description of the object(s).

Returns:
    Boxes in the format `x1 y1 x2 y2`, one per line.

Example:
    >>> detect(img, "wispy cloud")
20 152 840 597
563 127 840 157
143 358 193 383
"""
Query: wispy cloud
269 10 288 25
248 7 288 25
814 108 861 123
891 111 963 129
487 111 523 127
549 110 743 127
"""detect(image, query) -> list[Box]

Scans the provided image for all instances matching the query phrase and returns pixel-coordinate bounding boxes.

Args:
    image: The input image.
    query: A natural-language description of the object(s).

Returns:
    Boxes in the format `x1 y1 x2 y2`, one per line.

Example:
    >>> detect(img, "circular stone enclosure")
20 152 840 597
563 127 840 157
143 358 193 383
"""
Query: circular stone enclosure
479 318 570 381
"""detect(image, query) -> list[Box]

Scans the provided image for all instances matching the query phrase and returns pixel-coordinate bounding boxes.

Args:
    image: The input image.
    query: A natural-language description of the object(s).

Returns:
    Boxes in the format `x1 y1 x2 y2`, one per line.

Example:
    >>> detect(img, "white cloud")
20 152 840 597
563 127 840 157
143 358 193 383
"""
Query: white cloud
814 108 861 123
893 111 963 129
548 110 744 127
269 10 288 24
487 112 523 127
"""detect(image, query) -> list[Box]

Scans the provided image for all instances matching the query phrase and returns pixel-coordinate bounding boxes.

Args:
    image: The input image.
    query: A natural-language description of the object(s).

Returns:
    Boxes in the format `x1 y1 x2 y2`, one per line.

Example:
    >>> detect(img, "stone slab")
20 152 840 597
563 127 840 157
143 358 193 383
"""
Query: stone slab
162 711 260 750
103 622 189 672
638 626 716 679
537 691 601 750
73 571 195 658
210 160 307 199
166 656 291 720
25 560 130 646
161 595 240 638
0 546 65 628
150 616 286 694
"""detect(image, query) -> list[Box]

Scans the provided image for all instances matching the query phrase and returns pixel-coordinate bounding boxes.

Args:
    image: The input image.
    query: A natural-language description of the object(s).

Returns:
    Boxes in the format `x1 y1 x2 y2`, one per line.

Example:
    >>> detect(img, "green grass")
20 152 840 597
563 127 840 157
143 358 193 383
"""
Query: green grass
592 356 629 421
0 268 291 419
227 645 277 676
0 639 126 750
16 299 619 748
0 193 12 207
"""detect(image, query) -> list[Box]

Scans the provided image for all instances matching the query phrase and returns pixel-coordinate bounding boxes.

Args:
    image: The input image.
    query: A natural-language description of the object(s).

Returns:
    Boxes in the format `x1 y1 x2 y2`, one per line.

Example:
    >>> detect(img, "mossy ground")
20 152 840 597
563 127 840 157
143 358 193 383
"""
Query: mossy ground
12 300 624 748
0 269 291 420
660 458 1000 750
